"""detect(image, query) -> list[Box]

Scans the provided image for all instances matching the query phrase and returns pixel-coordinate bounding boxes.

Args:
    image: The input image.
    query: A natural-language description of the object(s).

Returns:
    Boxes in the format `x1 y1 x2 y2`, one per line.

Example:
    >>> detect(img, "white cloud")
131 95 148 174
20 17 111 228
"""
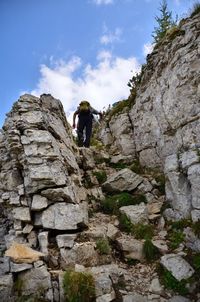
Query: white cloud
92 0 113 5
143 42 154 57
31 51 140 125
100 27 122 45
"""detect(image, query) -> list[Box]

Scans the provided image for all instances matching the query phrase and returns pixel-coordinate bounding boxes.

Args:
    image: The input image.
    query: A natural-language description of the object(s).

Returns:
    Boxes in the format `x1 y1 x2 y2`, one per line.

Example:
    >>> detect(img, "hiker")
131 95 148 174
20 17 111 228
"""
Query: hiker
72 100 102 147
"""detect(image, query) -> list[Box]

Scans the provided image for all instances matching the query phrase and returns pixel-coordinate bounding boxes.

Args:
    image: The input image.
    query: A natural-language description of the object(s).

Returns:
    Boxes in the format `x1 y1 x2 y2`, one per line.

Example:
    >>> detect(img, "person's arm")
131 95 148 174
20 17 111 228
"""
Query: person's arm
72 110 78 128
91 107 103 120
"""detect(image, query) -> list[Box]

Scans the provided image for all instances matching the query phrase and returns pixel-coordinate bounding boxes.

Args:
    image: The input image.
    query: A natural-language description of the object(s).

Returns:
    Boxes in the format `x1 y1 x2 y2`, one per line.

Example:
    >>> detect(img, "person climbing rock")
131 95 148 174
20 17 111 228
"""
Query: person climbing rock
72 100 102 147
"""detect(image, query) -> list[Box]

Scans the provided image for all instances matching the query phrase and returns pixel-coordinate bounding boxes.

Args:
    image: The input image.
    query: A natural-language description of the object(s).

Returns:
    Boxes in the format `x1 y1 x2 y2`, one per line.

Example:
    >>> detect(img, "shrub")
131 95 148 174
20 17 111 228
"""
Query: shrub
96 238 111 255
167 230 185 250
190 2 200 17
143 239 160 262
101 193 146 215
93 171 107 184
107 99 130 120
119 213 133 234
192 253 200 271
63 270 96 302
132 223 154 240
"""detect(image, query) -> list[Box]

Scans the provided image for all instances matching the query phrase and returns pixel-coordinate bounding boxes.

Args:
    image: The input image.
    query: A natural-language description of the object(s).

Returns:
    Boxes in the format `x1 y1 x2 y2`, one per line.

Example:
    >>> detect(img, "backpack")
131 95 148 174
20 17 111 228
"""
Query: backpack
79 101 90 113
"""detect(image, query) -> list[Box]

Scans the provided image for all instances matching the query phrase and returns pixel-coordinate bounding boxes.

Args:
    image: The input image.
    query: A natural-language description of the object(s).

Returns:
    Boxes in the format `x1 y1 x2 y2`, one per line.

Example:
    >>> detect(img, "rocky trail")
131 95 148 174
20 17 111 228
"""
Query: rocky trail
0 11 200 302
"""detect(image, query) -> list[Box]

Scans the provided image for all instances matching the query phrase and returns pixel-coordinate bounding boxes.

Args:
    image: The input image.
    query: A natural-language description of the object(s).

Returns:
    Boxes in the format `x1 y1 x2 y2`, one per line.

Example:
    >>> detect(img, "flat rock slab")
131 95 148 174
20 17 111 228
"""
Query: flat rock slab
102 168 143 193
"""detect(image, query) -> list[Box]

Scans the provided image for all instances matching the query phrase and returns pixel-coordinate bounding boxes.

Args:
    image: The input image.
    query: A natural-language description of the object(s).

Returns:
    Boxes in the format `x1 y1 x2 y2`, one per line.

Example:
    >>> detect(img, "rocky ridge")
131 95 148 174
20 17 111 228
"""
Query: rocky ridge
0 12 200 302
98 12 200 222
0 93 199 302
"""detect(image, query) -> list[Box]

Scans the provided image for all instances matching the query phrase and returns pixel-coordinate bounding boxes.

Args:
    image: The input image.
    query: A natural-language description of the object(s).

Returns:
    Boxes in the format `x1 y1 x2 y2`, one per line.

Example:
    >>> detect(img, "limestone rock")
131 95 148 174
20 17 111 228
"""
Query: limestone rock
10 261 32 272
40 202 88 230
32 194 48 211
116 236 144 261
12 207 31 222
38 232 49 254
5 243 45 263
0 257 10 275
56 234 77 248
120 203 148 224
102 168 143 193
0 274 13 302
60 242 99 267
123 293 148 302
17 265 52 298
41 185 82 203
160 254 194 281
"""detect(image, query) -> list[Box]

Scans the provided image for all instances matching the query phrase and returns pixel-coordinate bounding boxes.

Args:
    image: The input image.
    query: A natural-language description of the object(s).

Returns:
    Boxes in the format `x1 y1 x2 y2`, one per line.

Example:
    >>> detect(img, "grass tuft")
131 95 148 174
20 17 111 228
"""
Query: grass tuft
96 237 111 255
63 270 96 302
143 239 160 262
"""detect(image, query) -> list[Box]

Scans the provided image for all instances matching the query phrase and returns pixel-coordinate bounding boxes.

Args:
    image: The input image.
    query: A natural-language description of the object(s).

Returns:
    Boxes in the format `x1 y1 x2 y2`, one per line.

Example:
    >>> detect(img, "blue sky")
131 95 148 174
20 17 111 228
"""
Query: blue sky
0 0 197 127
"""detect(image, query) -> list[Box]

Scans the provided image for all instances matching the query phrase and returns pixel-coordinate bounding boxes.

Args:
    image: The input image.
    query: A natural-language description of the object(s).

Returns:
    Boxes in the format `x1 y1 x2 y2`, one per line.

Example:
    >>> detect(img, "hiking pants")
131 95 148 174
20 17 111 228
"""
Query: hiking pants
77 114 93 147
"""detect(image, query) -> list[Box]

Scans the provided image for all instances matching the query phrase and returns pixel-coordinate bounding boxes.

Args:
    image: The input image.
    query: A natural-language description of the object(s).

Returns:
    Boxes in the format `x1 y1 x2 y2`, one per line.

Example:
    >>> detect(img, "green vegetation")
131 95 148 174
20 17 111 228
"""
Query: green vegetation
119 213 134 234
119 213 154 240
190 2 200 17
143 239 160 262
191 220 200 237
14 278 23 297
132 223 154 240
193 253 200 271
129 159 143 174
107 99 130 120
96 237 111 255
127 64 146 94
152 0 177 44
158 265 189 295
93 170 107 184
101 192 146 215
108 161 128 170
63 270 96 302
167 229 185 250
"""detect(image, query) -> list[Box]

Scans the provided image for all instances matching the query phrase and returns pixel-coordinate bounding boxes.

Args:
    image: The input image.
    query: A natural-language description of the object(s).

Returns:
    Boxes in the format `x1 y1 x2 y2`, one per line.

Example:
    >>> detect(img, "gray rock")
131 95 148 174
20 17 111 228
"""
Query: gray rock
149 278 163 295
17 265 52 298
56 234 77 248
0 274 13 302
119 203 148 224
168 296 191 302
12 207 31 222
41 185 80 203
10 261 32 272
0 257 10 275
160 254 194 281
60 242 99 267
41 202 88 230
102 168 143 193
188 164 200 209
38 232 49 254
32 195 48 211
116 236 144 261
123 293 148 302
191 209 200 222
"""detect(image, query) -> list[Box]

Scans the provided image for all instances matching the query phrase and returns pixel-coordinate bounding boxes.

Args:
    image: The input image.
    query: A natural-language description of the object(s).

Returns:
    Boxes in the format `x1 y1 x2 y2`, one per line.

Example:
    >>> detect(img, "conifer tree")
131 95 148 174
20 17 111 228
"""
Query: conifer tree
152 0 176 43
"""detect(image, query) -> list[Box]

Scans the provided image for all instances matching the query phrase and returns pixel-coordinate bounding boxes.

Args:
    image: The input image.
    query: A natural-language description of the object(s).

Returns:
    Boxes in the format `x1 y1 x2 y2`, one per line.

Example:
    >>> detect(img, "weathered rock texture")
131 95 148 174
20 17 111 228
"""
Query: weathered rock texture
98 13 200 220
1 12 200 302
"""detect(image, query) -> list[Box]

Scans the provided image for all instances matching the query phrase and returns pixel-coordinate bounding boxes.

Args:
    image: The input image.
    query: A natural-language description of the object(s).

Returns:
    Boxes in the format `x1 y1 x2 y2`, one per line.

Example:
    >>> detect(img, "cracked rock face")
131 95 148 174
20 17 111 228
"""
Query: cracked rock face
0 93 88 256
99 13 200 220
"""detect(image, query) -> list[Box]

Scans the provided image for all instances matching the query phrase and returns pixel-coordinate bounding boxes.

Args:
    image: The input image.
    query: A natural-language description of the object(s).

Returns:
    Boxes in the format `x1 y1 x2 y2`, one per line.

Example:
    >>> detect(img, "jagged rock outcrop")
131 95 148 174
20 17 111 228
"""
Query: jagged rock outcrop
1 12 200 302
98 13 200 220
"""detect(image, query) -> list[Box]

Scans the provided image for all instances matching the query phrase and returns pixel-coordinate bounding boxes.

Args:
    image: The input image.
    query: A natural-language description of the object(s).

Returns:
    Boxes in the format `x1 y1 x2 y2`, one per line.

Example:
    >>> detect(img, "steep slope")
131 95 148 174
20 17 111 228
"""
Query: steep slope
98 12 200 221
